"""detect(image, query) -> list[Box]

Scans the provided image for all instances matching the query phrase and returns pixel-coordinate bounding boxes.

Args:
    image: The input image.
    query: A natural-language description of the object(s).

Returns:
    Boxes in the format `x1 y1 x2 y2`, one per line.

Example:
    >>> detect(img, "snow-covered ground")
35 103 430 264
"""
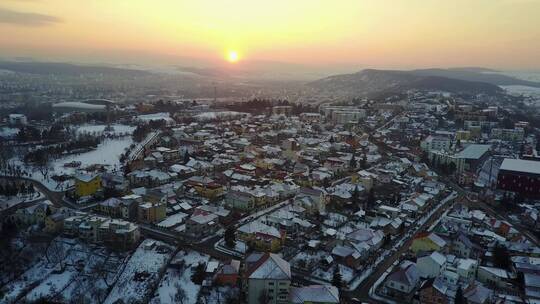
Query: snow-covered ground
0 127 19 139
0 192 43 211
150 250 211 304
104 239 174 304
7 136 133 191
195 111 249 122
0 237 121 304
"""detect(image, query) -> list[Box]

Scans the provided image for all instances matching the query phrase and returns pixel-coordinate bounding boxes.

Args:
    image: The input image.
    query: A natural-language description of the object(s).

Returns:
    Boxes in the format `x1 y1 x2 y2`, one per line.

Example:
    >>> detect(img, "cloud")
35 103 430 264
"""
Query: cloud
0 7 62 27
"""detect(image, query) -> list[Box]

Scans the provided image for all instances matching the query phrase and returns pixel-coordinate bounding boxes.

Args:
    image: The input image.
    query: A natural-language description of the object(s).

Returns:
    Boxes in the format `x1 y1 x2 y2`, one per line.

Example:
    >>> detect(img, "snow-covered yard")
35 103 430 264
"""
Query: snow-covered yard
149 250 211 304
104 239 174 304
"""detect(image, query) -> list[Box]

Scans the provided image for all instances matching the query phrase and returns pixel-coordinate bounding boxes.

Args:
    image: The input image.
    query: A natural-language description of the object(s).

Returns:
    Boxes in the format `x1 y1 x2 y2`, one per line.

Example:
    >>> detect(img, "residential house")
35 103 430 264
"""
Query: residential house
214 260 241 286
245 253 291 304
411 232 447 255
385 261 421 296
417 251 447 279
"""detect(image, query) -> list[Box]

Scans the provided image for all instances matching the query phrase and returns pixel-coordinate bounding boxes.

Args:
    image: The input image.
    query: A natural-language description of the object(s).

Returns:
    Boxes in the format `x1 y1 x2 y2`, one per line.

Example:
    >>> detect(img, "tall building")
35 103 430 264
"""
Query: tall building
497 159 540 198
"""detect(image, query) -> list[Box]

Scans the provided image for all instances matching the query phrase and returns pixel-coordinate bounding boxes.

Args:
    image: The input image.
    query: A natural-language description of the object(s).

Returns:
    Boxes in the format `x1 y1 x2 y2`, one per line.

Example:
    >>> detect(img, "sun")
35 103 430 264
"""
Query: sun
227 50 239 63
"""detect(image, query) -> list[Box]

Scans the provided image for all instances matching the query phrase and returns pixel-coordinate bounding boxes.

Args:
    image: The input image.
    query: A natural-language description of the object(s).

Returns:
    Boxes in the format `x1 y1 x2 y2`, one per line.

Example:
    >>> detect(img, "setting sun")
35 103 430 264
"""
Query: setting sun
227 51 239 63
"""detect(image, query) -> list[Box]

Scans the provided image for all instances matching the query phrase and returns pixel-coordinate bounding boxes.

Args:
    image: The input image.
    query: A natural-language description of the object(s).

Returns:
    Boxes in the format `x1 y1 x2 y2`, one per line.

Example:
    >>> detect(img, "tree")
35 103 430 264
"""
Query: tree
493 243 511 270
191 262 206 284
360 154 367 169
349 153 357 169
351 185 361 206
455 285 466 304
366 188 375 209
183 151 191 164
332 267 343 290
224 227 236 248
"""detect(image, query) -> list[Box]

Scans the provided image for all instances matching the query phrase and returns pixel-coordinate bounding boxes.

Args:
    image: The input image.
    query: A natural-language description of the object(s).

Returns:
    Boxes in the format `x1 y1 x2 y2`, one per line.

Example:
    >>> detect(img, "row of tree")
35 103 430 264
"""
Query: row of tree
0 182 35 197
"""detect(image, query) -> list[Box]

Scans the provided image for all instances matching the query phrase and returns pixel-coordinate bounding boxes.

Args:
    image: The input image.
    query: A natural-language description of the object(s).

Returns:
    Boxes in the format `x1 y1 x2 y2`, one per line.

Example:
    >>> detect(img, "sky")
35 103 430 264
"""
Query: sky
0 0 539 70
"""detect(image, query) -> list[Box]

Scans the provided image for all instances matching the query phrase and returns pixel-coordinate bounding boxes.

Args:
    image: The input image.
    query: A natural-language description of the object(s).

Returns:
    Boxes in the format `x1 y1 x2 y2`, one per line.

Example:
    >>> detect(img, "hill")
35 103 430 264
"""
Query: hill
0 61 151 77
308 69 504 97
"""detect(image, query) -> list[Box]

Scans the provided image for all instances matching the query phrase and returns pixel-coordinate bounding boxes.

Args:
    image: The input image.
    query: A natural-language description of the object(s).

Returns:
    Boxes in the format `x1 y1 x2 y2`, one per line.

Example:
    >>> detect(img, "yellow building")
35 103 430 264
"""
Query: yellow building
237 221 285 252
186 176 224 199
138 201 166 223
75 174 102 197
45 213 67 233
410 232 447 255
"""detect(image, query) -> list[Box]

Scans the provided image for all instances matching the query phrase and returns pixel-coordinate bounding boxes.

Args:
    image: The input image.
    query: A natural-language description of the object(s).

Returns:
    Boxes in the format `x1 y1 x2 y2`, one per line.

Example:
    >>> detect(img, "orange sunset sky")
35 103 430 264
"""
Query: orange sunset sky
0 0 539 70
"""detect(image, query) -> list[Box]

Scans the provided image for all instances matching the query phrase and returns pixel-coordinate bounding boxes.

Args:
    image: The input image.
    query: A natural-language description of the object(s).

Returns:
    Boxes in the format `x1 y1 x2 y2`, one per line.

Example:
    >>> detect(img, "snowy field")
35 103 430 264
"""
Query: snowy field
104 239 174 304
8 136 133 191
149 250 211 304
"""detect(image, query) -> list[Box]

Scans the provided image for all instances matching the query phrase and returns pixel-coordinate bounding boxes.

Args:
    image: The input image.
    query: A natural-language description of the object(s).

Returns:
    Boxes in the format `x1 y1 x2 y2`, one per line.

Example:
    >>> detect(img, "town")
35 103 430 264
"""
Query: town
1 85 540 304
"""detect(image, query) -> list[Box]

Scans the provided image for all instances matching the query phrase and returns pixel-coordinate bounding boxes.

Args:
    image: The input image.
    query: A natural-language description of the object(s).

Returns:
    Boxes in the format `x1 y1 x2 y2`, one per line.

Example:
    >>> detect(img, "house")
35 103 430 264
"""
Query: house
477 266 511 289
137 201 166 223
74 174 102 197
452 232 482 259
417 251 447 279
226 190 255 211
214 260 241 286
238 220 285 252
98 219 140 250
185 176 224 199
385 261 421 296
45 212 68 233
411 232 447 255
245 253 291 304
12 200 54 227
96 198 123 218
289 285 339 304
185 211 219 237
419 278 449 304
463 283 493 304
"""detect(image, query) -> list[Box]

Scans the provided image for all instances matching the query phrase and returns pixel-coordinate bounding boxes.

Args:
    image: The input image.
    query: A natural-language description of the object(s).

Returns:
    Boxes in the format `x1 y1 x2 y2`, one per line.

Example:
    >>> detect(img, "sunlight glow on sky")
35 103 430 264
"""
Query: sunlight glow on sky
0 0 539 69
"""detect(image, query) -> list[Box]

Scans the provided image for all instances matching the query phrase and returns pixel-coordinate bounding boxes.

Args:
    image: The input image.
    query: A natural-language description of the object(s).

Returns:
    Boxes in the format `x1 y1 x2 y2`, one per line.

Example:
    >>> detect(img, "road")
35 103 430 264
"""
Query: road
344 192 458 303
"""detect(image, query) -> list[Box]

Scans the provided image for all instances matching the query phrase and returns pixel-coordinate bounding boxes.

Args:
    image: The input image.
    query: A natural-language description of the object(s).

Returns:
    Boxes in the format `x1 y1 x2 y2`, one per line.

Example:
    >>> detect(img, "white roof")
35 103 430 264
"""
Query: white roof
249 254 291 280
500 158 540 175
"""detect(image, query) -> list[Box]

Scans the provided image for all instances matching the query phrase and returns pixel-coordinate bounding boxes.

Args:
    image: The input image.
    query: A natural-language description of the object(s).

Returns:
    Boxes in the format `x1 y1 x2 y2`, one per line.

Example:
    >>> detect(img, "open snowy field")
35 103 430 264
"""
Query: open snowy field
104 239 174 304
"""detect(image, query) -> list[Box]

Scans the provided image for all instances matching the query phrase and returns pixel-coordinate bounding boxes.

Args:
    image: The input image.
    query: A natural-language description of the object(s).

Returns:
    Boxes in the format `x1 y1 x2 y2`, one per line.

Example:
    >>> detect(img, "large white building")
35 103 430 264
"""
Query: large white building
420 135 451 152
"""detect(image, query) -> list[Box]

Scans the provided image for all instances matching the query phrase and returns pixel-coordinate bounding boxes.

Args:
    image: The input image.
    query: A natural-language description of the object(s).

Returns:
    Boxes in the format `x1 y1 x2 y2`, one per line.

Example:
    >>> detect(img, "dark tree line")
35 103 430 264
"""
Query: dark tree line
132 120 167 142
0 182 35 197
24 136 101 164
16 124 69 142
